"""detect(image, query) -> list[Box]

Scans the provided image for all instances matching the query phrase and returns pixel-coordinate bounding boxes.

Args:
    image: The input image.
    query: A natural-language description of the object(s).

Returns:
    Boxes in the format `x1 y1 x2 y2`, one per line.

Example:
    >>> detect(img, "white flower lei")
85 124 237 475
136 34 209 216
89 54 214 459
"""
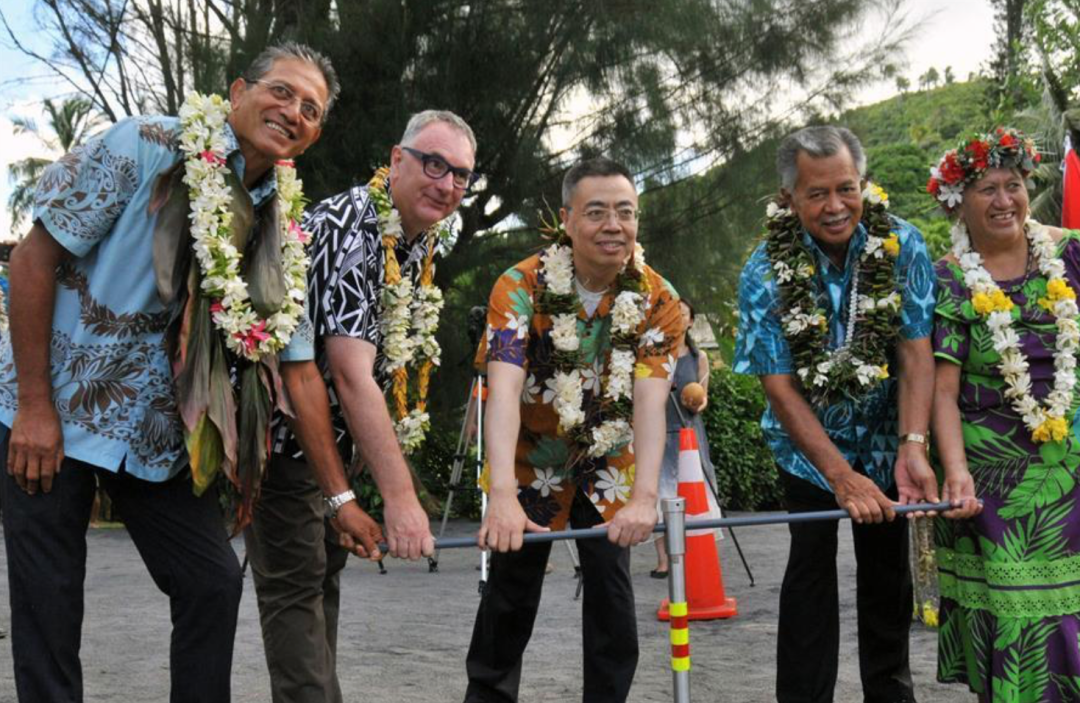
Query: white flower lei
178 92 310 362
369 171 449 452
541 242 648 457
951 218 1080 443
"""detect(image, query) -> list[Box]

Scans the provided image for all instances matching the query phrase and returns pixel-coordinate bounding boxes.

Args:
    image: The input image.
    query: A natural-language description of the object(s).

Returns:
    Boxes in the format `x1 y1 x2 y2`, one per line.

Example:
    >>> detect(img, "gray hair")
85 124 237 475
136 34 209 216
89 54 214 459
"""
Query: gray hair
242 42 341 123
400 110 477 155
561 157 634 206
776 126 866 191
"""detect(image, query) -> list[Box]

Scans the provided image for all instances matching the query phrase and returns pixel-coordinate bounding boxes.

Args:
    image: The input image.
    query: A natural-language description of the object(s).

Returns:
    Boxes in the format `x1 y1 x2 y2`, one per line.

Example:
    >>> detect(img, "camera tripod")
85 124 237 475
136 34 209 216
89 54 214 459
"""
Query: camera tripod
428 373 584 598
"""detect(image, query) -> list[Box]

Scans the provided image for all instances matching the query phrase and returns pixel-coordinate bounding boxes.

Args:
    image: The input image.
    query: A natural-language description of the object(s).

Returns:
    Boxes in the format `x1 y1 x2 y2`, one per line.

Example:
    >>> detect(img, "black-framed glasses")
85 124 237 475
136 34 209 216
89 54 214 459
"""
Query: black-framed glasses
246 79 324 125
402 146 480 190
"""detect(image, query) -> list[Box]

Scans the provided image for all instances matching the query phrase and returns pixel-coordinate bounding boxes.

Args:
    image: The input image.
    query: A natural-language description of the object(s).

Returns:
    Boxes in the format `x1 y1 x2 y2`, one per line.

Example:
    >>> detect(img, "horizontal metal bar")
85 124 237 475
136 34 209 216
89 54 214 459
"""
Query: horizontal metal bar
402 501 956 552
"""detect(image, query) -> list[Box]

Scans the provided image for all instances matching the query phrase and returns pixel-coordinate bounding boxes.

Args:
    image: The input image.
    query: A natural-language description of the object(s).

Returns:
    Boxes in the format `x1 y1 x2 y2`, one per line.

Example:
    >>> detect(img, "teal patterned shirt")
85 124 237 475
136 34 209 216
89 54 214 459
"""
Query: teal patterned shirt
733 216 935 493
0 116 314 481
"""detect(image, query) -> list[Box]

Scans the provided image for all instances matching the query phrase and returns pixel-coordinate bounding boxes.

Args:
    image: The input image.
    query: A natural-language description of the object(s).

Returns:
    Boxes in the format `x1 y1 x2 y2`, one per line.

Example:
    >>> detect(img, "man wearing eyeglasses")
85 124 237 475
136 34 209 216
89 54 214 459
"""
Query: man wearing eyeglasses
463 157 683 702
246 109 477 703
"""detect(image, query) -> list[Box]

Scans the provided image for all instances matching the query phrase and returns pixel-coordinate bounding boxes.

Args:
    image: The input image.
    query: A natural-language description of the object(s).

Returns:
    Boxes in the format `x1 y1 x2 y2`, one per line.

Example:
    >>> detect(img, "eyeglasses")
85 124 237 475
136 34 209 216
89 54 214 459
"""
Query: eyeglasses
402 146 480 190
577 206 639 224
246 79 324 125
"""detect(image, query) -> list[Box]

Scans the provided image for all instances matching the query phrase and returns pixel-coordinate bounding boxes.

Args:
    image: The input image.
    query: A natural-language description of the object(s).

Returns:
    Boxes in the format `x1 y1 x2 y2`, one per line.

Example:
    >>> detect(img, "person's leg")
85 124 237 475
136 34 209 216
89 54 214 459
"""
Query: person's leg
571 490 637 703
776 472 841 703
0 426 97 703
102 468 242 703
464 536 551 702
653 537 669 575
243 453 339 703
852 483 915 703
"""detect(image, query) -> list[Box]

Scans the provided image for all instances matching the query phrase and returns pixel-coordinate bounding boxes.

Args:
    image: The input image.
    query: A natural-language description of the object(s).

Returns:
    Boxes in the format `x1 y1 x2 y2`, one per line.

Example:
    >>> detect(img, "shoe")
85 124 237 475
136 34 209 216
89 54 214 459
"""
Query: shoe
650 568 668 579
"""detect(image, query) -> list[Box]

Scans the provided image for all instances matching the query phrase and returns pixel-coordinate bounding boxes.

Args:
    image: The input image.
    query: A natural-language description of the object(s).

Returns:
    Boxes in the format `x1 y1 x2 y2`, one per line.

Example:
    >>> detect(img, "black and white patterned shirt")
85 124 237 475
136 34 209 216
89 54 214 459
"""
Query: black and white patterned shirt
272 184 433 461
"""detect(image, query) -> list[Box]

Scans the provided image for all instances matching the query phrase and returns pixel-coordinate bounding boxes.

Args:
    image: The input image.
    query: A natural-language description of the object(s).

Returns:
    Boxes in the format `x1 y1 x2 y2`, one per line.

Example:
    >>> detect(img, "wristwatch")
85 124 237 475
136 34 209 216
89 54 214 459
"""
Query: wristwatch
323 489 357 520
900 432 929 447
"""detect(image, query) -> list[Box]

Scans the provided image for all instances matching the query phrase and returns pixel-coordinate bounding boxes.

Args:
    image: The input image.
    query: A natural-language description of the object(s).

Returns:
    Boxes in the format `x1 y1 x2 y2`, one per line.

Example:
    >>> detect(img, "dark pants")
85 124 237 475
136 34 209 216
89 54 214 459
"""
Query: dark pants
464 489 639 703
243 453 350 703
776 472 915 703
0 428 243 703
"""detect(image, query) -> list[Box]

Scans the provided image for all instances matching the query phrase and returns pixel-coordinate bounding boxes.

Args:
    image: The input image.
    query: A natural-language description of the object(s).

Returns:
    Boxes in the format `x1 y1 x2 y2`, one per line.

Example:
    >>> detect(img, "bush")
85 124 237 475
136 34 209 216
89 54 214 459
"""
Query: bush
702 366 784 511
410 421 484 521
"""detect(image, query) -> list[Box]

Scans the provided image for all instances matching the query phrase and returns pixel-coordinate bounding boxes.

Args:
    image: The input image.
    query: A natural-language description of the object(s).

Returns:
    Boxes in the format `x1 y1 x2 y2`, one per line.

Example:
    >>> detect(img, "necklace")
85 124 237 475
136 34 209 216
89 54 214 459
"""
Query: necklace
765 182 902 405
178 92 310 361
367 167 449 453
951 219 1080 443
537 238 650 459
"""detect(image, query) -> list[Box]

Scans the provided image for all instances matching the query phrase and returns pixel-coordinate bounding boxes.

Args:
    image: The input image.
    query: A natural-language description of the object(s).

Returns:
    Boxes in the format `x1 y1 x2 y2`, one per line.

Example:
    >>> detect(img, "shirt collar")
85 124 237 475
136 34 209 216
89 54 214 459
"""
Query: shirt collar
222 122 278 207
800 221 867 274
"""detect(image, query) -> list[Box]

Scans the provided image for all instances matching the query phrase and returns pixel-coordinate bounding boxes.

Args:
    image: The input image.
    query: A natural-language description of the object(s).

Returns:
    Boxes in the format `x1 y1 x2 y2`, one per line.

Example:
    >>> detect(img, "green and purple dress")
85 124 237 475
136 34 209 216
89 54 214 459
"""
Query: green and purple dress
932 232 1080 702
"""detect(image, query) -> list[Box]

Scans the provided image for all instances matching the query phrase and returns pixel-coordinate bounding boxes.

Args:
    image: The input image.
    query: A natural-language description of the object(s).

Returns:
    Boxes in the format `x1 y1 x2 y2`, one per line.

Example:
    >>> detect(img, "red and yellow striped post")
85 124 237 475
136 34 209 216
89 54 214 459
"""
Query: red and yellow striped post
662 497 691 702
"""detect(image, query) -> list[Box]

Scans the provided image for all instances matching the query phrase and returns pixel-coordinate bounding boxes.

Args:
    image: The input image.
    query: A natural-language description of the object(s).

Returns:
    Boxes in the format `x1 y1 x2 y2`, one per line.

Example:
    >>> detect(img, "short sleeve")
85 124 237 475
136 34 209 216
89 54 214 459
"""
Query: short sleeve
733 245 792 376
894 219 935 340
632 275 684 381
278 308 315 361
478 264 535 369
932 262 969 365
304 191 382 344
33 118 143 258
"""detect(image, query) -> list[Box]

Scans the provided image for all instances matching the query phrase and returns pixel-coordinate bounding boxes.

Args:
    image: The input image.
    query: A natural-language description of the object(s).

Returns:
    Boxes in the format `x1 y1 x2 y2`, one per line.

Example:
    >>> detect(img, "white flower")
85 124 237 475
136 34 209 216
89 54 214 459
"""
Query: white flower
550 314 580 351
505 311 530 340
640 326 664 348
522 374 541 404
773 261 794 284
937 182 964 208
530 468 564 497
592 464 632 501
611 291 644 334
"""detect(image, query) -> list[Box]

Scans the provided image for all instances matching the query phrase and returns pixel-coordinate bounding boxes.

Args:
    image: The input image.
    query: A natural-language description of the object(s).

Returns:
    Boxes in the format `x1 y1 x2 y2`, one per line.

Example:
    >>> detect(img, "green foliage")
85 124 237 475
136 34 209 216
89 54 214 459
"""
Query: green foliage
865 142 936 220
909 216 952 260
701 366 783 511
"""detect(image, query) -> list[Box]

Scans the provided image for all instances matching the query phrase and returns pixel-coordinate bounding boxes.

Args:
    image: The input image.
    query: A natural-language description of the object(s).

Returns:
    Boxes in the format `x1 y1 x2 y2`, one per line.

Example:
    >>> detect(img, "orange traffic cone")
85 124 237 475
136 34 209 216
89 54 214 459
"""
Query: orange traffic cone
658 428 738 621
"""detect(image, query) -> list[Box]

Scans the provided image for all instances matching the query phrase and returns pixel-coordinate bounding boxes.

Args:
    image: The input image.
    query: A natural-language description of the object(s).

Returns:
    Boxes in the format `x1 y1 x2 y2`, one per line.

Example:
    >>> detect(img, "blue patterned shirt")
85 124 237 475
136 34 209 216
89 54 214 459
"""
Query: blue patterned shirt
0 116 314 481
733 216 935 492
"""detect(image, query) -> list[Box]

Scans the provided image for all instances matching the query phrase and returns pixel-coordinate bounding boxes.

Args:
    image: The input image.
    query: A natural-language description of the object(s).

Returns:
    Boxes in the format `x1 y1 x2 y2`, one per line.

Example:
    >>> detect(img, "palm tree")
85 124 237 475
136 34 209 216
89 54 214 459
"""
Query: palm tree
7 98 100 232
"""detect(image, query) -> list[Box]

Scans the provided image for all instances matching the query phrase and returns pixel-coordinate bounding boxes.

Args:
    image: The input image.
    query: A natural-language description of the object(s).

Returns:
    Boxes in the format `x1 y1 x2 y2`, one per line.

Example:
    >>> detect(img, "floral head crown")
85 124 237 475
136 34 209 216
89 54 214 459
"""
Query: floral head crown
926 127 1040 212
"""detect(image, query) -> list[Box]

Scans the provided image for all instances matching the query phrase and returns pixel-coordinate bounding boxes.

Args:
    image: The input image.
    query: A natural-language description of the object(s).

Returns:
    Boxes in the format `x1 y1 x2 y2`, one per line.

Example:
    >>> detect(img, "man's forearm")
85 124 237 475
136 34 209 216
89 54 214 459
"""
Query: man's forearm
629 379 667 502
897 337 934 436
280 361 351 496
10 226 64 406
333 371 416 502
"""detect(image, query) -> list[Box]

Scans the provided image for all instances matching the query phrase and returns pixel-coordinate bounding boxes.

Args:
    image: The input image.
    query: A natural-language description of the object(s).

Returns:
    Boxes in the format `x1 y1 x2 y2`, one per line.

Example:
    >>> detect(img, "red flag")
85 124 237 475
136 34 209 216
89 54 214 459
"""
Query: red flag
1063 146 1080 229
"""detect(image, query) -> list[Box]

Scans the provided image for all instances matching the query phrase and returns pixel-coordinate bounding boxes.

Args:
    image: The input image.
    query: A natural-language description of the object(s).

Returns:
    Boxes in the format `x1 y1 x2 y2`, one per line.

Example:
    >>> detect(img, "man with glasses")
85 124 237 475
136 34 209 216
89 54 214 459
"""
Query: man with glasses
0 42 374 703
246 109 477 703
463 157 683 702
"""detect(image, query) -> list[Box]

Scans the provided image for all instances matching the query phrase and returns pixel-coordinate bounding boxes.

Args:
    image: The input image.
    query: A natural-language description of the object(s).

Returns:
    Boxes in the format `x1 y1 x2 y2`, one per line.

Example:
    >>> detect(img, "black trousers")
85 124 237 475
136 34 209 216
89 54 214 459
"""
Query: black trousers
0 427 243 703
243 452 350 703
464 490 639 703
776 472 915 703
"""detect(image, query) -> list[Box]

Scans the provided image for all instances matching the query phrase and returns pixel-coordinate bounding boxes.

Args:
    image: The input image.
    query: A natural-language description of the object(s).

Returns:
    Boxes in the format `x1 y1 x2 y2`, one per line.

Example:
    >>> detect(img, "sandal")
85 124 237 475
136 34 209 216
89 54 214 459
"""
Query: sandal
650 568 669 579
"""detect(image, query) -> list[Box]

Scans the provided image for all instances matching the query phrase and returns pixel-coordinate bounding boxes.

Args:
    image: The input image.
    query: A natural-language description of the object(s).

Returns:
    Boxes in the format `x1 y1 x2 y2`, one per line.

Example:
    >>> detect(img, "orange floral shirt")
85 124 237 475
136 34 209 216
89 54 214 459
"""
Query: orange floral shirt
476 253 684 529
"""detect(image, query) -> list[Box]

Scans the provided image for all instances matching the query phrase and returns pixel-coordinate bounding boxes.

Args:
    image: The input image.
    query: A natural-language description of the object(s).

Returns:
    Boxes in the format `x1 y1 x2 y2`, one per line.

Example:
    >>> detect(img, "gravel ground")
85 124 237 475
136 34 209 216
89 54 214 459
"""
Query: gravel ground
0 516 975 702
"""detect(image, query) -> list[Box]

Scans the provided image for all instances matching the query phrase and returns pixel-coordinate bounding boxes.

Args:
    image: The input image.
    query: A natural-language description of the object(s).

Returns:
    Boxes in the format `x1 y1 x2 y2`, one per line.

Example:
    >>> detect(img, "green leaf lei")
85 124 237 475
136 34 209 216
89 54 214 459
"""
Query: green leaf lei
764 183 903 407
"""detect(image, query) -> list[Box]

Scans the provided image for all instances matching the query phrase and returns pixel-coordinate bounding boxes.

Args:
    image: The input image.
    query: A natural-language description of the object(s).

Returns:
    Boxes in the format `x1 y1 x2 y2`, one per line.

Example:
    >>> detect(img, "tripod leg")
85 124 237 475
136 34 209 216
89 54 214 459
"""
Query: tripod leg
724 526 755 587
429 377 480 573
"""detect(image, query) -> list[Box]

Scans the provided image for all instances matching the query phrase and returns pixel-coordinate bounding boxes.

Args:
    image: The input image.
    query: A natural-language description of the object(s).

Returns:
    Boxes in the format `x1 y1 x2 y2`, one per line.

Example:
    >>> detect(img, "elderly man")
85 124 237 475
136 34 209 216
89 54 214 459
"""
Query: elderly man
246 110 476 703
0 43 391 703
463 157 683 703
734 126 938 703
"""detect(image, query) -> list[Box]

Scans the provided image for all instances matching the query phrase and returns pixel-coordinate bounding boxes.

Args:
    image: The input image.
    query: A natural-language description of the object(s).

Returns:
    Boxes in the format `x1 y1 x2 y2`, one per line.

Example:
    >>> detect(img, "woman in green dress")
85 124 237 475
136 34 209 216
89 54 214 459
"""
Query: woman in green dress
929 128 1080 702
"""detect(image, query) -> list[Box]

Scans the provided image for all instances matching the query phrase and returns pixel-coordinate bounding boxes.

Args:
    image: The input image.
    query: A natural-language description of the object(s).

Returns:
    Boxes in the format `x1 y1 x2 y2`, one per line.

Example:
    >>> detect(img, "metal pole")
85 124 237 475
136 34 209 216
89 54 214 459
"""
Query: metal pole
418 501 955 551
663 497 691 703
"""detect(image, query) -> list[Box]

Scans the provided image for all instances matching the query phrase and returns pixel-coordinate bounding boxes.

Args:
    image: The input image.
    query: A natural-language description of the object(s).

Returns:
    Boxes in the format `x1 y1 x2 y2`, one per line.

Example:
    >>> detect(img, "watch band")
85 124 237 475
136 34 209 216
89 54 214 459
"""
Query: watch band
323 489 357 520
900 432 928 446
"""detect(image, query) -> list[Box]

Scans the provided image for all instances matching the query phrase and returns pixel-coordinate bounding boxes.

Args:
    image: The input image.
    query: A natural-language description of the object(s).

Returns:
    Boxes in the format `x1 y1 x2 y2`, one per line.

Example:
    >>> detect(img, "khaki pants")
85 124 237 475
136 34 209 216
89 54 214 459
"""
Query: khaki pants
244 453 351 703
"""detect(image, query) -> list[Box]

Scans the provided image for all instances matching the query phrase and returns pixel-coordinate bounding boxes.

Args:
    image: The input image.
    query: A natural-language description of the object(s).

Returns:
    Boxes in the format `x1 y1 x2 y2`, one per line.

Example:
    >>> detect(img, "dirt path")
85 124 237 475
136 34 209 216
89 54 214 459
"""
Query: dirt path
0 517 974 702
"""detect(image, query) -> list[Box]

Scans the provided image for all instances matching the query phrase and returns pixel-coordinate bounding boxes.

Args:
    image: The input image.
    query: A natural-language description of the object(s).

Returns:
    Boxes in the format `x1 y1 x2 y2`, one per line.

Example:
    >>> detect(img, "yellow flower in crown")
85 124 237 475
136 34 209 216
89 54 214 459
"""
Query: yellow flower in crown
882 233 900 258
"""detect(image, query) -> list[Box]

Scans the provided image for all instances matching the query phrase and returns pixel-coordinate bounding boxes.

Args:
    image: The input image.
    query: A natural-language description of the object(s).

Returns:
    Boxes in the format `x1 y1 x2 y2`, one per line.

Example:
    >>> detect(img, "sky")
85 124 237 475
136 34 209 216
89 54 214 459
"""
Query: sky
0 0 999 241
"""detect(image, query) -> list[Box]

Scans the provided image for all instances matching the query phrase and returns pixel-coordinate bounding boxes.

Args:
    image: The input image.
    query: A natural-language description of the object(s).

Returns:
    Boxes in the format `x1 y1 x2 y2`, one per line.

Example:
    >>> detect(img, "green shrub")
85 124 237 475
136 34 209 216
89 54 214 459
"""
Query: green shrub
410 421 484 521
702 366 784 511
